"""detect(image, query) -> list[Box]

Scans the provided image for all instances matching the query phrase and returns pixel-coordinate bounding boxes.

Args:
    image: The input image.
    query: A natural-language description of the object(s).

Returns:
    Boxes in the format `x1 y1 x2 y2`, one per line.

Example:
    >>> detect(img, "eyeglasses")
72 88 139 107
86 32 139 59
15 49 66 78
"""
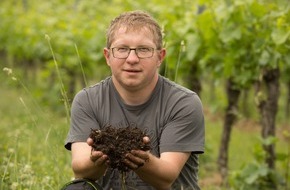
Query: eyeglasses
111 47 155 59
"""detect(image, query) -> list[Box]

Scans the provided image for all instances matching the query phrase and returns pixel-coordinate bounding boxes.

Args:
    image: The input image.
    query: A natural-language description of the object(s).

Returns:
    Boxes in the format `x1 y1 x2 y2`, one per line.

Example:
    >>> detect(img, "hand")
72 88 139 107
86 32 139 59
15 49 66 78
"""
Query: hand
123 136 150 170
124 150 150 170
87 138 109 166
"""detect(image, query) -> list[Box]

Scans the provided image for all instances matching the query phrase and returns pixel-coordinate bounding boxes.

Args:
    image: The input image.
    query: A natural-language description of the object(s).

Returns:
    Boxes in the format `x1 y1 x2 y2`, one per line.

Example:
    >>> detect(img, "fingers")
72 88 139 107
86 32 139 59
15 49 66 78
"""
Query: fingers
143 136 150 144
90 150 109 166
88 136 150 170
87 138 94 146
87 137 109 167
124 150 150 170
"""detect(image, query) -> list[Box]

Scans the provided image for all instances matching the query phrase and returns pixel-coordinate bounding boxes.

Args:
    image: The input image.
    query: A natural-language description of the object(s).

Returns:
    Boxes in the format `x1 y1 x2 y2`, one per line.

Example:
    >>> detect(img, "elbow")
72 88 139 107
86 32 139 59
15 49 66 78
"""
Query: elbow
71 159 85 178
154 179 175 190
71 158 83 174
155 184 172 190
71 159 97 180
71 158 107 181
151 168 179 189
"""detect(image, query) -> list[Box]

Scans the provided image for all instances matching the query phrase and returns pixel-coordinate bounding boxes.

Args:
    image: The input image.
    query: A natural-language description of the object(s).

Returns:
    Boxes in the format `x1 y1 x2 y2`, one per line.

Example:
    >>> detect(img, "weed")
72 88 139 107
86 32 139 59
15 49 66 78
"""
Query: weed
45 34 71 124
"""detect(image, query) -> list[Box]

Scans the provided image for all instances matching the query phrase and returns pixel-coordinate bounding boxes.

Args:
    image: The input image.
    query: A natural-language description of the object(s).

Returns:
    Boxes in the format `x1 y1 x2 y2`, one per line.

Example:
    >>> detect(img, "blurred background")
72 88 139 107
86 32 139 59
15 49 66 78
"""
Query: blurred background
0 0 289 189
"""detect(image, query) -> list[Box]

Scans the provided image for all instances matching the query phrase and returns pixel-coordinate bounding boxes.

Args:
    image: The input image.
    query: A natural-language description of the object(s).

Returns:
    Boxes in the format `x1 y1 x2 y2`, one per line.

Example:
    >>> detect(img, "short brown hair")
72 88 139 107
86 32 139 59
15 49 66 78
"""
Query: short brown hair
106 10 163 49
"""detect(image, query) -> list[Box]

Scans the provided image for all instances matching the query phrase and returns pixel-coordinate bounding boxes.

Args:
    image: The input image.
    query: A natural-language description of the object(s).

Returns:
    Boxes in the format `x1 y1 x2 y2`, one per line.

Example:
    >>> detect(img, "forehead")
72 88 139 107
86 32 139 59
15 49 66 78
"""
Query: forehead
111 27 155 46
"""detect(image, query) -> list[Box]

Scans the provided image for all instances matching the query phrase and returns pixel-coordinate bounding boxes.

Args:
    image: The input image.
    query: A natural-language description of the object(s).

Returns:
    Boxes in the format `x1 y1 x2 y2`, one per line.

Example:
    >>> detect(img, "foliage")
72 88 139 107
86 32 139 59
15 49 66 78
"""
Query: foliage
193 0 290 89
0 74 72 190
1 0 289 91
229 162 283 190
228 135 290 190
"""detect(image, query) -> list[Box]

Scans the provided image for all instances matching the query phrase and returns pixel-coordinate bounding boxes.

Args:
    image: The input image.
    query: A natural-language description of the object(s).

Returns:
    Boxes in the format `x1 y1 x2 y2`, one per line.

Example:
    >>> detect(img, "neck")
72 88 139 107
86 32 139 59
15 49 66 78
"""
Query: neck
112 75 159 106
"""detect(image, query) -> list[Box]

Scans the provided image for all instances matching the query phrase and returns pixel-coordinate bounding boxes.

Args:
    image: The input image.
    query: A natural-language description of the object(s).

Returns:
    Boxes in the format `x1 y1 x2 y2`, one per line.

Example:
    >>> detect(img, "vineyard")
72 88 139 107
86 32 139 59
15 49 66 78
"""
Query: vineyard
1 0 290 189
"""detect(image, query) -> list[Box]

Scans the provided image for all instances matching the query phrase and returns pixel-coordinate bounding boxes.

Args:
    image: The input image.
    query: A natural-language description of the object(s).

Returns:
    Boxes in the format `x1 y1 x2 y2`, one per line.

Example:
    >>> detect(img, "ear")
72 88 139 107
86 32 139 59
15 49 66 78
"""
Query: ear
157 48 166 67
103 48 111 66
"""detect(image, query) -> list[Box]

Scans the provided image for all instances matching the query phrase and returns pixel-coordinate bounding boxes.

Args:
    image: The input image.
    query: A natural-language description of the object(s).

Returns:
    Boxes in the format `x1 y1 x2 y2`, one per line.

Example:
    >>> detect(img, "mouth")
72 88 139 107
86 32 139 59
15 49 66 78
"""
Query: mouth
123 69 141 73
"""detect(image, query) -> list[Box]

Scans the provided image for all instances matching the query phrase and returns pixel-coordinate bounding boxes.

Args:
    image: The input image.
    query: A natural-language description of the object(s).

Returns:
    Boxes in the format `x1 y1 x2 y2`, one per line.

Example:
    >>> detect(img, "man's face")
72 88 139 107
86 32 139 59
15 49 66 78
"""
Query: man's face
104 27 166 92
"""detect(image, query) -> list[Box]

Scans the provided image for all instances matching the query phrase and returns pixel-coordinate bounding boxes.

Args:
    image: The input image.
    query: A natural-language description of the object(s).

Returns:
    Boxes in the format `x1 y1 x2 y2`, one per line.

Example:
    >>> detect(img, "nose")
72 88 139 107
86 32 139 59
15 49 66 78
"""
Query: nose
126 49 139 62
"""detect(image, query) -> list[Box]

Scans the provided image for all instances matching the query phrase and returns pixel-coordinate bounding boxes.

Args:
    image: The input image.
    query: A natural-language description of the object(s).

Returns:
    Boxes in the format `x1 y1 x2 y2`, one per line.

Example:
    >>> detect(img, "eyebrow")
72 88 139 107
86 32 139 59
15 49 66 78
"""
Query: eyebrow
113 45 154 48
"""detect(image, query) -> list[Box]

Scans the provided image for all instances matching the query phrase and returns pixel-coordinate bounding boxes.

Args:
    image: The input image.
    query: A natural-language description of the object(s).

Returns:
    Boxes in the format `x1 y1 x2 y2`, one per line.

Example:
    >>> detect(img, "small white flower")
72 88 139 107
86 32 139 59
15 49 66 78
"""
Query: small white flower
45 34 51 41
23 164 32 172
3 67 13 75
8 148 15 153
9 163 14 168
41 175 51 184
10 182 19 190
180 40 186 52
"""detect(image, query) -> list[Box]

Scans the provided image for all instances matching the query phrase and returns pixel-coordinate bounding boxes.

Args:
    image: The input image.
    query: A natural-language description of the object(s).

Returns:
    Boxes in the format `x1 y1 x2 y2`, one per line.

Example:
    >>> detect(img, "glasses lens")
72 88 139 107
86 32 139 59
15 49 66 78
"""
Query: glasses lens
113 47 129 58
136 47 153 58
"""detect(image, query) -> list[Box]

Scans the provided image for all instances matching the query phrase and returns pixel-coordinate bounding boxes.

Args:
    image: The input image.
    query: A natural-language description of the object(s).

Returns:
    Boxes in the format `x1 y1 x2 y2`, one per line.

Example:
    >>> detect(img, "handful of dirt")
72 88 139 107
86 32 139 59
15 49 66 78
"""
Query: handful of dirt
89 126 151 172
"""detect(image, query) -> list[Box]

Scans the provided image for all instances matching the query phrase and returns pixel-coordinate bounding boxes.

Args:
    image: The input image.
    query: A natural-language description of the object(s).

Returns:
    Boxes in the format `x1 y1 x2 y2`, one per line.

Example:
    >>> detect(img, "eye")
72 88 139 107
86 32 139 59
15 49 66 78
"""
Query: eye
117 47 129 52
137 47 151 52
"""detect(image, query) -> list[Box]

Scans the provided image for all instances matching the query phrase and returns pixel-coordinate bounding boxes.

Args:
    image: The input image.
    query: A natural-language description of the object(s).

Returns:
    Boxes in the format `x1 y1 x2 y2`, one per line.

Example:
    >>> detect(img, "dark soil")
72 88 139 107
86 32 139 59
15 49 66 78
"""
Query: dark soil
89 126 151 172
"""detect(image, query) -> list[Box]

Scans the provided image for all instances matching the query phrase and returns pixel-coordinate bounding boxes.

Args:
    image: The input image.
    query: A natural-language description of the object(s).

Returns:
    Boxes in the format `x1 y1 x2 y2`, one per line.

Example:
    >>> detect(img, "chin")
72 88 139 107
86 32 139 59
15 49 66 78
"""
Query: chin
122 80 143 89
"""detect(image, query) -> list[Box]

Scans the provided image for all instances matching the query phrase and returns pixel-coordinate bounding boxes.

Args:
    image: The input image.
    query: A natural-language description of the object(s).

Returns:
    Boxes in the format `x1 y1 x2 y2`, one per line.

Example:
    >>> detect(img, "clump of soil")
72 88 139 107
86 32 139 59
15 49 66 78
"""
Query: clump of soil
89 126 151 172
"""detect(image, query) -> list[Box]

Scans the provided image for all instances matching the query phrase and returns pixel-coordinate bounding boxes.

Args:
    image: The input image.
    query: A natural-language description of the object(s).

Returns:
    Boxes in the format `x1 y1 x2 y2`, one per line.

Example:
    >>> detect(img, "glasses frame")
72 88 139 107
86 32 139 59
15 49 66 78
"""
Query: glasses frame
110 47 156 59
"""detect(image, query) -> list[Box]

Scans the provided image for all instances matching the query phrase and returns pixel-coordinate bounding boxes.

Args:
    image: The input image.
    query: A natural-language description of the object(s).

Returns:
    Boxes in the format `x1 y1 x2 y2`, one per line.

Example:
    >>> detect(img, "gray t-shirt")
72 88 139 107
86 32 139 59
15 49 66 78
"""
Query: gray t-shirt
65 75 205 190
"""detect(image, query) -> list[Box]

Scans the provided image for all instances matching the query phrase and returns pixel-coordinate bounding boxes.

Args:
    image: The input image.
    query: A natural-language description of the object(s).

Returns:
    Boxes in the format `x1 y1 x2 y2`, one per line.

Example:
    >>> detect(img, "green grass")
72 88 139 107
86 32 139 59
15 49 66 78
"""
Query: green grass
0 79 72 190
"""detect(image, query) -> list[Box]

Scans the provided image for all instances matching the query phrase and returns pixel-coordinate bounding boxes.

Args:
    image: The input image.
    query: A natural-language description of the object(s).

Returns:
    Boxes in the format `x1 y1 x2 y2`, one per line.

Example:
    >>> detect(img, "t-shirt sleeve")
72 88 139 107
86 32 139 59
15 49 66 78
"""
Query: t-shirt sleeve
64 90 100 150
159 93 205 154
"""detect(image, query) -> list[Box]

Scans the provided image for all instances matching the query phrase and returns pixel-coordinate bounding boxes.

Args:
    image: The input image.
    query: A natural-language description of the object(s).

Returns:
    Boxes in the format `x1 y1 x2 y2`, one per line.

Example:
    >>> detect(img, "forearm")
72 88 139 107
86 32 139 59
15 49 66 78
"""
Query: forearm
72 158 106 180
71 142 108 181
134 154 180 189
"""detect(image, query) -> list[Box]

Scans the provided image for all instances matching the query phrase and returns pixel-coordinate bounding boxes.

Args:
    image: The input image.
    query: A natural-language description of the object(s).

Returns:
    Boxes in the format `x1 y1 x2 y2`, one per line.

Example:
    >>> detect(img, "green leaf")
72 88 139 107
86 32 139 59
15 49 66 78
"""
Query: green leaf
276 153 289 161
258 50 270 66
219 23 242 43
185 33 201 61
261 136 278 146
243 163 260 184
257 165 268 177
271 28 290 45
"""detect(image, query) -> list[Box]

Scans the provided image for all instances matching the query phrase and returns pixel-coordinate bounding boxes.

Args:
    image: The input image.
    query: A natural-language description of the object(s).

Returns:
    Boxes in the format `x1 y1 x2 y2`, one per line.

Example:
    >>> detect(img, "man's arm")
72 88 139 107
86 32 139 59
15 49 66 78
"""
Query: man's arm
72 138 190 190
71 141 108 181
125 150 190 190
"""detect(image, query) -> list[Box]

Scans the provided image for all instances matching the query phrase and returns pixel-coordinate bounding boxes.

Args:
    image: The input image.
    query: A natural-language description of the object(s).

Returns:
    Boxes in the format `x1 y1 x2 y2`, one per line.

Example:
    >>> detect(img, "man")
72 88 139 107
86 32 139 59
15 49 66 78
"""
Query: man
65 10 205 190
